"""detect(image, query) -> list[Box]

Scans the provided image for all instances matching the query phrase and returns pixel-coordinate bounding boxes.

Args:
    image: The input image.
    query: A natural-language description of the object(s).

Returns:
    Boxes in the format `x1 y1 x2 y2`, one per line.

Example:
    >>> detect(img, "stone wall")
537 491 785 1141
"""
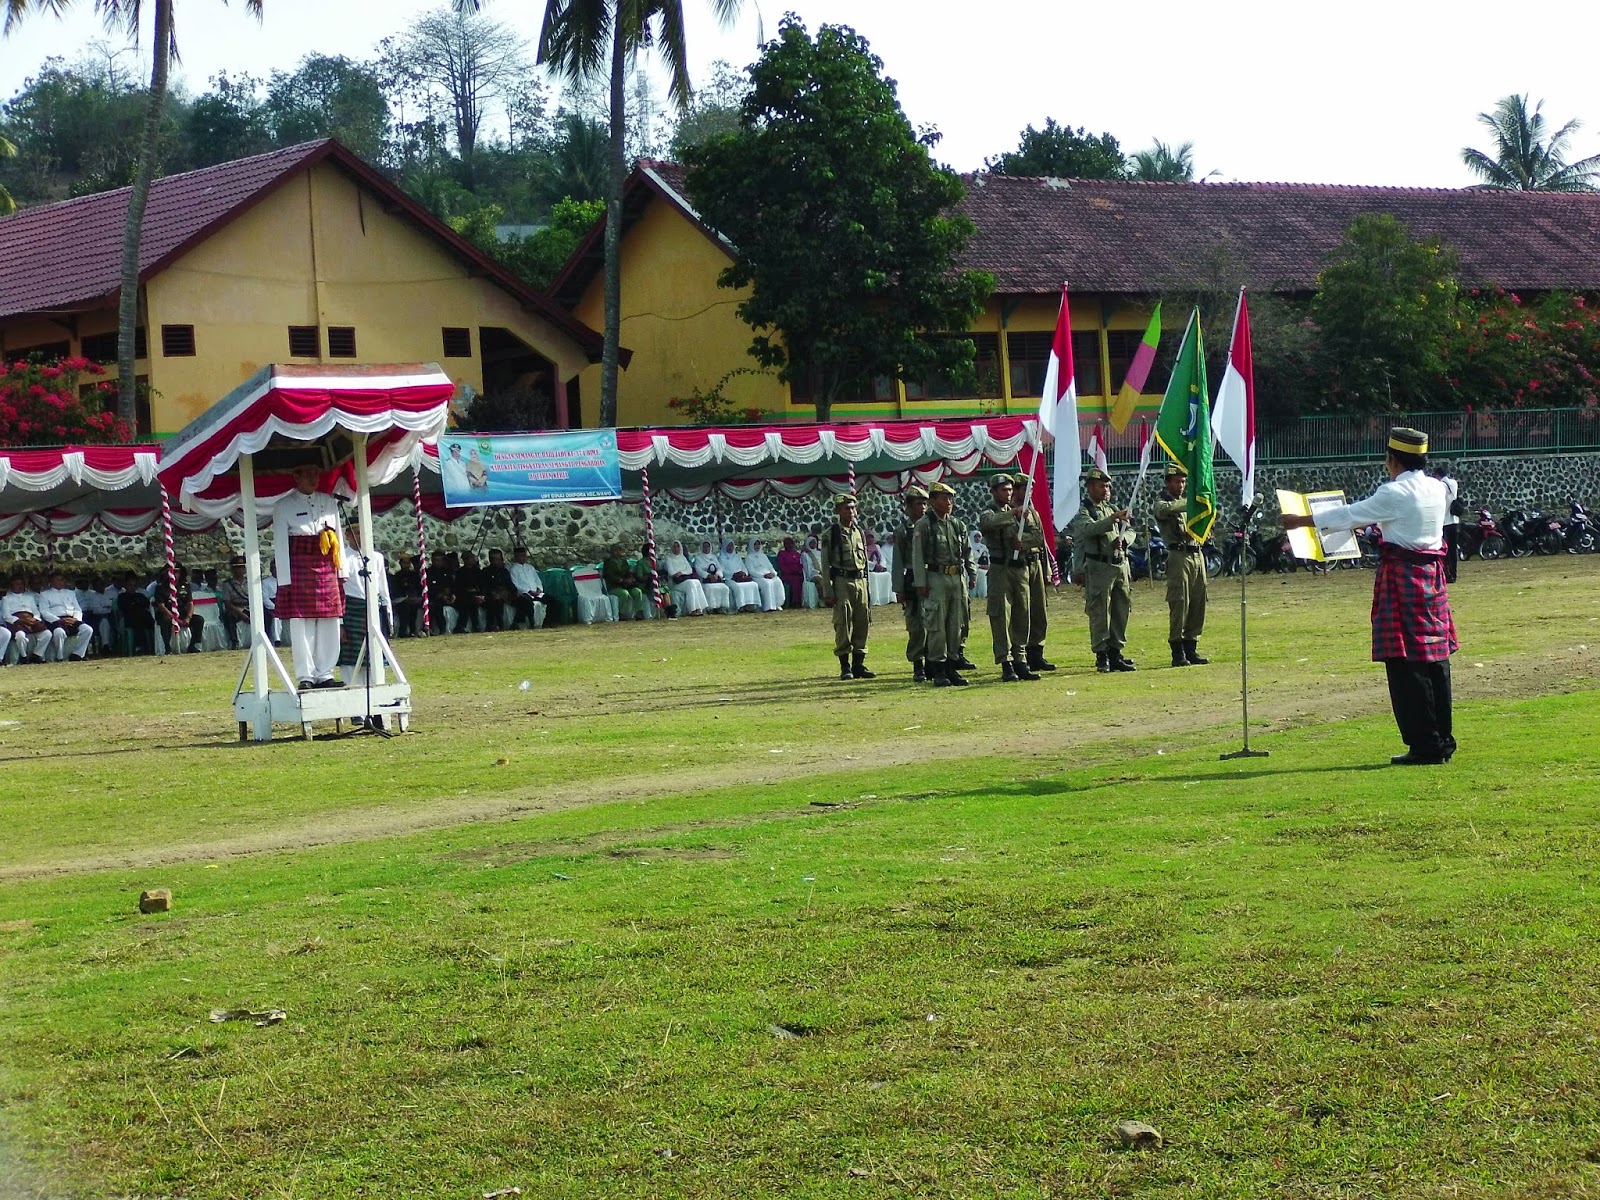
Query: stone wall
5 450 1596 574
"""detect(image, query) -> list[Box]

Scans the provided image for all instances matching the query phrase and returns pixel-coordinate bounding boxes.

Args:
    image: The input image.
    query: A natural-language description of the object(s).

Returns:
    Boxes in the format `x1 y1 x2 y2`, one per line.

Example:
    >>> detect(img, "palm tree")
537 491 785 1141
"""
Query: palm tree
1130 139 1195 182
0 132 17 215
4 0 263 427
514 0 744 427
1462 94 1600 192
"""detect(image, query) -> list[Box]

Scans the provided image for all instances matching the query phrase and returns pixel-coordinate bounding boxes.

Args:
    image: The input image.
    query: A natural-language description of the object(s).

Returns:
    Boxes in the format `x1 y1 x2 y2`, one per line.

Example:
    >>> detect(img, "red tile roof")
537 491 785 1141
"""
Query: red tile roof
0 140 602 357
563 162 1600 300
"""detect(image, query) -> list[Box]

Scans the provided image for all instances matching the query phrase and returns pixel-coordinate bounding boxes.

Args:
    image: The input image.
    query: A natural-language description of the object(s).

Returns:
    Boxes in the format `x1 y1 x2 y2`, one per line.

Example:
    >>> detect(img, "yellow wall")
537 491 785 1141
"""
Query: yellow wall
136 162 592 434
571 198 787 427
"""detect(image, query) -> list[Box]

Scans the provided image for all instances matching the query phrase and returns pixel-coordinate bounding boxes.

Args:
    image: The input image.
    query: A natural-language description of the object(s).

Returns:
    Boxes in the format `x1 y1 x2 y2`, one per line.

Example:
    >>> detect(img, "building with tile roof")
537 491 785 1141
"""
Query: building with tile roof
550 162 1600 430
0 140 603 435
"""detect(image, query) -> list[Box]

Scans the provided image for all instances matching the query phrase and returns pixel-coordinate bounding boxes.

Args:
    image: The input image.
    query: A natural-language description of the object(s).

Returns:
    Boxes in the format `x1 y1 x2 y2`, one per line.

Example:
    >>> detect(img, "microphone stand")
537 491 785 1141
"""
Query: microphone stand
1220 497 1268 761
338 553 393 740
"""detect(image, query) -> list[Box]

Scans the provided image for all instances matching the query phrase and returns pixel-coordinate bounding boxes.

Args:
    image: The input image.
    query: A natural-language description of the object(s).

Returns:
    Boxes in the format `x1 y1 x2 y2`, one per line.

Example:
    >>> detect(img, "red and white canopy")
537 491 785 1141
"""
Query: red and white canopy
158 363 454 519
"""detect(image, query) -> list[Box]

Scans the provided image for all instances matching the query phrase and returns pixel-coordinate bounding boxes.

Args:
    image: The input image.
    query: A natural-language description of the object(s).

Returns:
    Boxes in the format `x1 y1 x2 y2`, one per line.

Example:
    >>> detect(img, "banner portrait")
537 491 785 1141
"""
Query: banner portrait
439 431 621 508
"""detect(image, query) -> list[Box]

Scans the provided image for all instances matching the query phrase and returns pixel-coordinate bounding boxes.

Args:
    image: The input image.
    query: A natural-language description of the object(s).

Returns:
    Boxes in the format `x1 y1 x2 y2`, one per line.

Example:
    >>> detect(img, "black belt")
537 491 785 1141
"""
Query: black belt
1086 553 1125 565
1172 544 1203 553
830 568 863 580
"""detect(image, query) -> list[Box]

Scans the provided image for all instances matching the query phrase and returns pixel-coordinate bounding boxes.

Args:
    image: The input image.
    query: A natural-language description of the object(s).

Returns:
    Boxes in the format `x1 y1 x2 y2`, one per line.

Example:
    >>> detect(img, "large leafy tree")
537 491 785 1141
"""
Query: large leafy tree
4 0 263 428
0 131 15 214
526 0 744 427
1462 94 1600 192
984 118 1125 179
686 19 993 422
1129 139 1195 182
1312 214 1461 411
264 54 389 163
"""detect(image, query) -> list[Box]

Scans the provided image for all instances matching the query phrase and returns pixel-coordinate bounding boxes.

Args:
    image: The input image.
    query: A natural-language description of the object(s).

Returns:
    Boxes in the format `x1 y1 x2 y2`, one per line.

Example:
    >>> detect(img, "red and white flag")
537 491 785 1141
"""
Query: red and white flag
1133 416 1154 492
1211 287 1256 504
1037 284 1081 529
1087 422 1109 476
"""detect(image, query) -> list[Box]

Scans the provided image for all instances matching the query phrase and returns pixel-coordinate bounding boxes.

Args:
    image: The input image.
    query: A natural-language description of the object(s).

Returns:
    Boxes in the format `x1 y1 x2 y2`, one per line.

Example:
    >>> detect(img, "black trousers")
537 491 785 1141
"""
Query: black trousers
1442 524 1460 583
1384 658 1455 759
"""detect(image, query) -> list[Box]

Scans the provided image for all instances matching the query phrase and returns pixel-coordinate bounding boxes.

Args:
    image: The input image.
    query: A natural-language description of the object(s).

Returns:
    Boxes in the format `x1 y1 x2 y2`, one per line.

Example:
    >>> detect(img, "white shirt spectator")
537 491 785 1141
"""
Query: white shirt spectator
508 559 543 596
2 587 41 624
37 586 83 623
38 583 95 660
343 546 391 609
1313 470 1448 552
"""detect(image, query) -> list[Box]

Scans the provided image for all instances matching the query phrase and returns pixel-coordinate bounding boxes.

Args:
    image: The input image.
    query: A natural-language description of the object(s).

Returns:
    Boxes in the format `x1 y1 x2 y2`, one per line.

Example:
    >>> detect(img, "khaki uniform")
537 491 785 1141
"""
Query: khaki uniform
890 517 925 662
912 511 973 664
978 502 1028 663
1070 498 1133 656
820 520 870 655
1016 502 1051 651
1154 496 1207 642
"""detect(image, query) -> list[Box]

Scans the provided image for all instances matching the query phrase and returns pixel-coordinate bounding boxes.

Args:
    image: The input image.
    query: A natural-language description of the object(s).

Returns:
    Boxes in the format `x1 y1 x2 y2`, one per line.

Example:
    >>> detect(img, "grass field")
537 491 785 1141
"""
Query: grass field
2 557 1598 1198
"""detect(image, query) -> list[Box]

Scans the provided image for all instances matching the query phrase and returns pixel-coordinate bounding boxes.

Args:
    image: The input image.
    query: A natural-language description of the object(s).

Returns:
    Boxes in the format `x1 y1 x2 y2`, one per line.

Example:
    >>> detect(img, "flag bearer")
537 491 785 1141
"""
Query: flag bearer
1069 467 1136 673
1152 462 1209 667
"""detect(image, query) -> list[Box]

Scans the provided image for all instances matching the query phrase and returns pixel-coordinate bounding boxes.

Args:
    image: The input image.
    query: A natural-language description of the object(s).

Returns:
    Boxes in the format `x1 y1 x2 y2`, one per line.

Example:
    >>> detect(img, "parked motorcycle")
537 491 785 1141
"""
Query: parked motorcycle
1528 508 1566 555
1467 508 1507 560
1501 509 1535 557
1220 521 1257 576
1564 501 1596 553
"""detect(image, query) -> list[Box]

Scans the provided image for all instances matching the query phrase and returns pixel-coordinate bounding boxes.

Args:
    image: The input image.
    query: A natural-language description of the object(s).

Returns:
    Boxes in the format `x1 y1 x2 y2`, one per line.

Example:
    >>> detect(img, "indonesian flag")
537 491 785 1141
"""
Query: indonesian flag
1211 287 1256 504
1038 284 1081 529
1087 422 1109 476
1133 416 1154 492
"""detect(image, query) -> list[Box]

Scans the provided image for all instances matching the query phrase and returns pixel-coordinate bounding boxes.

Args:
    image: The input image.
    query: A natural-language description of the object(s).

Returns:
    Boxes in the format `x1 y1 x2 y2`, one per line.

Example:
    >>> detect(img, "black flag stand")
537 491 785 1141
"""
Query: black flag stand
1220 497 1269 761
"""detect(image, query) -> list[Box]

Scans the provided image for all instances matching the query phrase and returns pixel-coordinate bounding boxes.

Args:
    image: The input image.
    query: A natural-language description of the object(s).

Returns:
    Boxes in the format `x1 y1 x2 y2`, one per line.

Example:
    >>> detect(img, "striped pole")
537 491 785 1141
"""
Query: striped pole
640 462 663 609
159 482 180 645
412 465 432 635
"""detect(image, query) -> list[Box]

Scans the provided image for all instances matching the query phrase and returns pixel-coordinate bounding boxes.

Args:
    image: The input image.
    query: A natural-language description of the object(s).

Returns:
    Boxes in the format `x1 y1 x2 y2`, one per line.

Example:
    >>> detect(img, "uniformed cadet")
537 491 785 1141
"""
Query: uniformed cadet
1014 475 1057 673
1069 466 1136 672
977 474 1039 682
912 481 975 687
819 493 873 680
1151 462 1209 667
891 485 930 681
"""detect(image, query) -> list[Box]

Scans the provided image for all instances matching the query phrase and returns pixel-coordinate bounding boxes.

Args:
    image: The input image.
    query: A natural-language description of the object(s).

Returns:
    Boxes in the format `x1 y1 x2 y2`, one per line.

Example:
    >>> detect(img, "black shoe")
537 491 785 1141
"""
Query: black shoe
1026 646 1056 672
1012 657 1041 681
1183 639 1210 665
838 656 852 681
954 656 978 671
851 653 875 679
912 660 926 683
1111 656 1137 672
1096 652 1111 673
316 677 346 689
1390 751 1445 766
945 663 969 687
1000 661 1020 682
932 662 953 687
1171 641 1189 668
297 679 315 692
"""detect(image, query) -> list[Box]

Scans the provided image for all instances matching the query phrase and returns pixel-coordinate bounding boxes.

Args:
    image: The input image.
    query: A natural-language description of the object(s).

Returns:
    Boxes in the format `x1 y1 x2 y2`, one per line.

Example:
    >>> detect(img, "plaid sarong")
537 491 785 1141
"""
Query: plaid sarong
338 597 368 668
1371 543 1457 662
275 535 345 619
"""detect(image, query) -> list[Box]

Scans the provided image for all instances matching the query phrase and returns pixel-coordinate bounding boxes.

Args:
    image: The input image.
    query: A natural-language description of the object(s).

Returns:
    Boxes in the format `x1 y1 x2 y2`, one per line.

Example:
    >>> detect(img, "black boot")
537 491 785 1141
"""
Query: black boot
912 659 926 683
1000 660 1020 682
945 661 970 687
838 655 852 681
1096 651 1111 673
1013 655 1041 681
1026 645 1056 672
953 653 978 671
1183 639 1209 665
851 652 875 679
1171 640 1189 668
1111 654 1137 672
932 660 953 688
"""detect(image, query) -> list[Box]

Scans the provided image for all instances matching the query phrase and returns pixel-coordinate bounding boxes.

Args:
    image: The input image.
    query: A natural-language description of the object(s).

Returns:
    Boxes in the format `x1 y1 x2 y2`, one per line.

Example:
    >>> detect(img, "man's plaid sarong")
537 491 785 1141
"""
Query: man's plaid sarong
1371 543 1457 662
276 535 344 620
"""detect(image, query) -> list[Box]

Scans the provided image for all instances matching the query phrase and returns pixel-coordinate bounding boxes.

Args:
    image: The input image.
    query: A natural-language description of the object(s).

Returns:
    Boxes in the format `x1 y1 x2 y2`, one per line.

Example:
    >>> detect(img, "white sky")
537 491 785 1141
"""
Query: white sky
3 0 1598 187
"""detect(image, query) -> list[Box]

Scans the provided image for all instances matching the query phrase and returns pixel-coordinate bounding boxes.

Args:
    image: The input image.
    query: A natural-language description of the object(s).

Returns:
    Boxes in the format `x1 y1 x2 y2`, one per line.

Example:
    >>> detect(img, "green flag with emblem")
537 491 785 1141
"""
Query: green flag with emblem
1152 307 1216 542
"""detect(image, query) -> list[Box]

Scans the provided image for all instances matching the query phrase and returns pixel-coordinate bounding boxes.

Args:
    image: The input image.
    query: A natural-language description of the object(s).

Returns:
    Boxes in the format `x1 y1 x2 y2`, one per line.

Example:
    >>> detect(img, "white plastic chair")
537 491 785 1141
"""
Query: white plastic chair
190 593 230 651
867 571 896 606
572 566 619 624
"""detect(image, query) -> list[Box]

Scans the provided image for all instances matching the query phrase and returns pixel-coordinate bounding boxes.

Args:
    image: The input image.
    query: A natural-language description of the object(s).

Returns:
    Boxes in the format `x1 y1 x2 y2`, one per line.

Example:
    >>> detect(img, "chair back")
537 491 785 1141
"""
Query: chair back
571 566 608 599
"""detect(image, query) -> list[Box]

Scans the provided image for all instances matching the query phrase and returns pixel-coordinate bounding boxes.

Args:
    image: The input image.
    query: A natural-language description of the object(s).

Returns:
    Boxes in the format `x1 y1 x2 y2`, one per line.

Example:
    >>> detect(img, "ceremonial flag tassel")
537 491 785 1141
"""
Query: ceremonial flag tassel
1211 287 1256 506
1110 302 1162 434
1038 283 1082 530
1153 307 1217 543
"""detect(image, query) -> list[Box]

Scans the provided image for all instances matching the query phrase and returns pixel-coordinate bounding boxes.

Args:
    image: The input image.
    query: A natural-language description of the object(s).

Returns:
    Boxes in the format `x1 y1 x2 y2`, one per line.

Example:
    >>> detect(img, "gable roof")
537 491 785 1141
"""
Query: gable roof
0 140 603 357
554 160 1600 301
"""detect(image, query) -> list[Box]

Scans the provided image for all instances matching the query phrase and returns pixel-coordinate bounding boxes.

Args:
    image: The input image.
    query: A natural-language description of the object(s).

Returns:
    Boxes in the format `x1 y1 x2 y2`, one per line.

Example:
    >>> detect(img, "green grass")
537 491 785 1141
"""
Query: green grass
2 556 1599 1198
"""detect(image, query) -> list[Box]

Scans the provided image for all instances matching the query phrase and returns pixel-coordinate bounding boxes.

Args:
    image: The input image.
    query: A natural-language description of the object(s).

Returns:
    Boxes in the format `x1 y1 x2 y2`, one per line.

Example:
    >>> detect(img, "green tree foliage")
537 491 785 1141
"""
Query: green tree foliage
0 131 15 213
984 117 1126 179
1444 289 1600 409
1130 139 1195 182
685 18 993 421
448 195 604 288
0 57 158 203
184 71 272 165
1462 94 1600 192
1312 214 1461 410
667 59 746 159
264 55 388 163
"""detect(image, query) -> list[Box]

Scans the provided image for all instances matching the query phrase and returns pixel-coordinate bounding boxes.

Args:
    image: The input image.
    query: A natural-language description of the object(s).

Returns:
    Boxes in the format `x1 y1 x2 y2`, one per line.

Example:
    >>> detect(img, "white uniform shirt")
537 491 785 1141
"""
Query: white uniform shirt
3 590 42 623
508 561 543 595
38 587 83 622
1440 475 1459 526
343 548 391 609
272 490 347 586
1313 470 1448 552
441 453 470 496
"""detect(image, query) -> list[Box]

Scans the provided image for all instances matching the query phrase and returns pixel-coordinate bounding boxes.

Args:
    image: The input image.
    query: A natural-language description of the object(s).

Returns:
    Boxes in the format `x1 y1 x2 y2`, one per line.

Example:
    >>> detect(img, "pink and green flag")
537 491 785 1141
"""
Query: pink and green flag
1109 303 1161 434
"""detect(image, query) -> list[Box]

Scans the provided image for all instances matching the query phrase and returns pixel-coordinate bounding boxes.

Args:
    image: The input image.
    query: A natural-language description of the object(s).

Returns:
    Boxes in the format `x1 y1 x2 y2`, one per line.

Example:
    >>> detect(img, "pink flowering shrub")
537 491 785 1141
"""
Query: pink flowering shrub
0 357 134 445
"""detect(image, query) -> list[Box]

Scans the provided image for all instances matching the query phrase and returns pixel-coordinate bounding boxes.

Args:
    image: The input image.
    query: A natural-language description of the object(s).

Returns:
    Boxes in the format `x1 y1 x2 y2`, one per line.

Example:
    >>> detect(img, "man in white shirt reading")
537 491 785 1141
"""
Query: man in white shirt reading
272 463 349 690
506 545 547 629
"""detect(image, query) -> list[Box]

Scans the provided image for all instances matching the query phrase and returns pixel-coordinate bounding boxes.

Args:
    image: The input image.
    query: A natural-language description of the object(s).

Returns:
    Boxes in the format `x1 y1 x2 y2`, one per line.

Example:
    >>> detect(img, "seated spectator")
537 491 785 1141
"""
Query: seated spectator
456 550 488 632
865 529 887 572
80 575 117 652
38 571 95 661
482 548 516 631
431 551 461 634
692 540 734 613
661 541 708 616
2 574 47 663
153 564 203 654
506 546 547 629
115 571 156 655
219 555 252 649
776 537 805 608
603 544 647 620
743 540 785 611
719 540 762 611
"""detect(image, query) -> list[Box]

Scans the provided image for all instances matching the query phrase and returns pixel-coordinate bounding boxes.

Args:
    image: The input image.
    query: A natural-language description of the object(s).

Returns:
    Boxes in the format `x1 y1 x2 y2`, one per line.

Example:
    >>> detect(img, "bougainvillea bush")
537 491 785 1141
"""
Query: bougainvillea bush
0 357 133 445
1442 289 1600 412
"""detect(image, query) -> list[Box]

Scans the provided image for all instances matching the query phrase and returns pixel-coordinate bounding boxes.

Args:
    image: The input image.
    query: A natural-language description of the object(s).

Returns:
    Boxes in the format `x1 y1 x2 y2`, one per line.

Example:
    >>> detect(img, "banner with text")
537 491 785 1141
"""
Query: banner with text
439 431 621 508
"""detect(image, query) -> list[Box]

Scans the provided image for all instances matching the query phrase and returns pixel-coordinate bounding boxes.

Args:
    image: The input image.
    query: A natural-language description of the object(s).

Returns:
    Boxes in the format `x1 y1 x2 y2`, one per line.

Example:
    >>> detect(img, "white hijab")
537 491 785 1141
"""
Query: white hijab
719 540 747 579
663 541 694 578
802 535 821 580
744 539 776 576
693 540 722 578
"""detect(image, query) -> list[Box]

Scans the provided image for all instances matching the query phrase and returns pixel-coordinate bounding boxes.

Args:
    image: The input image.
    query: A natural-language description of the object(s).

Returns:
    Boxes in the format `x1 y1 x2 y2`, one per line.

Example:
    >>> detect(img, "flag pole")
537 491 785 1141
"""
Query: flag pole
1218 287 1266 761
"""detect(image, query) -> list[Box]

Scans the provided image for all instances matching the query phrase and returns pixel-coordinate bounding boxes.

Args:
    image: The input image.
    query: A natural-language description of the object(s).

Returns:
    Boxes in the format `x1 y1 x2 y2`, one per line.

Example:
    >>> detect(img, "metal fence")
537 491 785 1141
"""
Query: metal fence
1091 406 1600 466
